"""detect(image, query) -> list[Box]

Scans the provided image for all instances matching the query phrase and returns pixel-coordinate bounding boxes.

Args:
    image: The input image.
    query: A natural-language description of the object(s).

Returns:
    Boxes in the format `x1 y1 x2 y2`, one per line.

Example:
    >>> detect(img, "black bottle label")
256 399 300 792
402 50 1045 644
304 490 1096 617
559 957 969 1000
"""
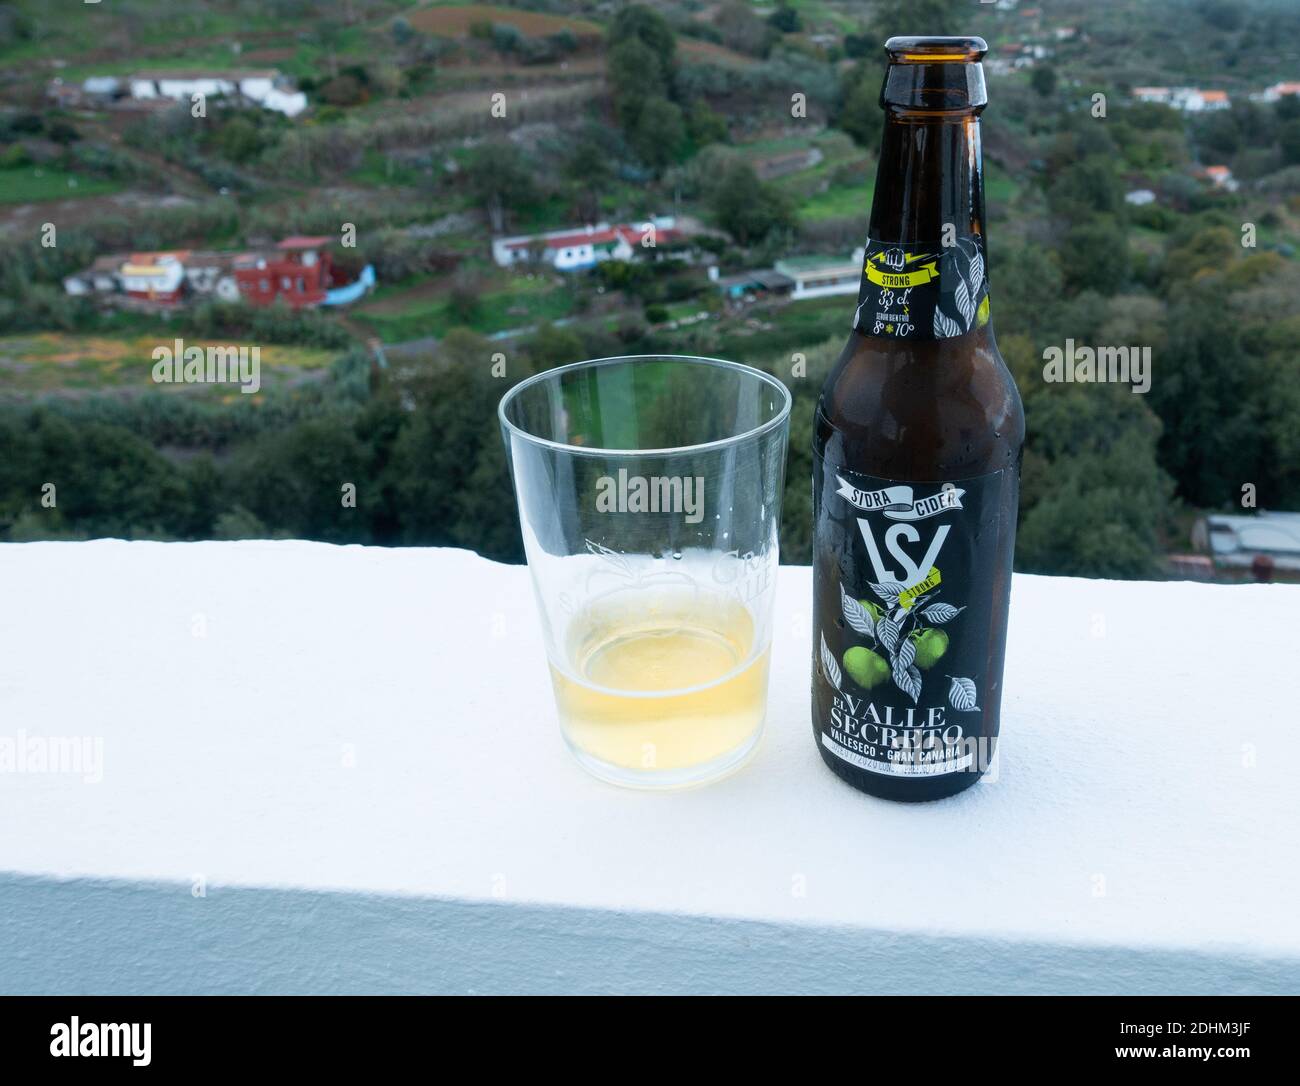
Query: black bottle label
813 460 1013 780
853 236 989 340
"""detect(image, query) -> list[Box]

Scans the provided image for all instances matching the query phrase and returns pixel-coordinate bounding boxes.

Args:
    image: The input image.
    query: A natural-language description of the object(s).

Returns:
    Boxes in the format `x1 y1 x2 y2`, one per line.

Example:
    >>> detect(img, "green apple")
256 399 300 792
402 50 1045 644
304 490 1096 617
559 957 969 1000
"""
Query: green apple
843 645 889 689
909 628 949 669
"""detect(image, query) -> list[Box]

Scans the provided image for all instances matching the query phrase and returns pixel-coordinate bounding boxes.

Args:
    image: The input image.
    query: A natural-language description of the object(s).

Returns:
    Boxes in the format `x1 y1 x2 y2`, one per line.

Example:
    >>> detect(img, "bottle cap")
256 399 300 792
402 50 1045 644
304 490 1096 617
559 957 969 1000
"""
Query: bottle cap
882 36 988 111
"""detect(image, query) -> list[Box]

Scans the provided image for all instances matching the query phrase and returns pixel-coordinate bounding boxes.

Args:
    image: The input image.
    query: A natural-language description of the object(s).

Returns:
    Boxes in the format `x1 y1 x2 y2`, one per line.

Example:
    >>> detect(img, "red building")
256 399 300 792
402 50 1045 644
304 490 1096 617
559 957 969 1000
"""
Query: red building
233 236 335 308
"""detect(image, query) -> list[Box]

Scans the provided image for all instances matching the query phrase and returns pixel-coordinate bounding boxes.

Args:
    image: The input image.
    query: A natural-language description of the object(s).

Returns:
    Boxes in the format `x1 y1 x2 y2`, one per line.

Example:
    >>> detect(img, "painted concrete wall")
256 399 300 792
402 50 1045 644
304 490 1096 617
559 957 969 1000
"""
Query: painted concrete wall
0 542 1296 994
4 875 1291 995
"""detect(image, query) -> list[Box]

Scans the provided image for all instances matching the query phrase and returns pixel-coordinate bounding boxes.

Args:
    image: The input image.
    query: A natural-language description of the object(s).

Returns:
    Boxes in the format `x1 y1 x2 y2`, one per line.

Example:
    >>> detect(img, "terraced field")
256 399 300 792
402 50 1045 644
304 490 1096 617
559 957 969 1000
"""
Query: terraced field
0 333 336 397
405 3 603 42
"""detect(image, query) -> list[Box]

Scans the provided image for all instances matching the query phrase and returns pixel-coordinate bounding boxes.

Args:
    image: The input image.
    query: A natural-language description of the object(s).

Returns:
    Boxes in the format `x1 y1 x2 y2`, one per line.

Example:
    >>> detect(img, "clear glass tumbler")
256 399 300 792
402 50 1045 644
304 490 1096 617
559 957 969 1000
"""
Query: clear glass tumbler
499 355 792 789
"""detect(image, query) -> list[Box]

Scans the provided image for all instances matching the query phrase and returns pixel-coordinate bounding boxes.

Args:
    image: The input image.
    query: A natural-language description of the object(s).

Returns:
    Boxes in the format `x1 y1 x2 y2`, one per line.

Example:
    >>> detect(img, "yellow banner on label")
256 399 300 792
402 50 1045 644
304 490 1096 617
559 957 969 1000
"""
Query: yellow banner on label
899 566 941 610
864 258 940 289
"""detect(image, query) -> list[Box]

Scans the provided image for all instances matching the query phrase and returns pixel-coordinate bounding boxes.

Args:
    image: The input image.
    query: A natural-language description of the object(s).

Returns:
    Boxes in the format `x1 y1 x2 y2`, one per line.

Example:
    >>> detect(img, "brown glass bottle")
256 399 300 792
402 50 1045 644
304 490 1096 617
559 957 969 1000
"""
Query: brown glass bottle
811 37 1024 801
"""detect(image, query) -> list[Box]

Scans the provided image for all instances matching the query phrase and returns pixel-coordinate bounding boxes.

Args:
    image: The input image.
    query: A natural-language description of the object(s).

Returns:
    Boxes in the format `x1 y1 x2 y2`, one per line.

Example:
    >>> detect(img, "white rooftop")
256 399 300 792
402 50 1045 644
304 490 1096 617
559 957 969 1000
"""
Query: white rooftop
0 541 1296 993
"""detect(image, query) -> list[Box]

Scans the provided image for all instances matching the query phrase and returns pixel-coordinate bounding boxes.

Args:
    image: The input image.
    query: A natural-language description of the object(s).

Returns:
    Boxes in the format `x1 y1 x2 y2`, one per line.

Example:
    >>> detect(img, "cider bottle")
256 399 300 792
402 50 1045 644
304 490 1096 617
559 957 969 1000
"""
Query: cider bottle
811 36 1024 801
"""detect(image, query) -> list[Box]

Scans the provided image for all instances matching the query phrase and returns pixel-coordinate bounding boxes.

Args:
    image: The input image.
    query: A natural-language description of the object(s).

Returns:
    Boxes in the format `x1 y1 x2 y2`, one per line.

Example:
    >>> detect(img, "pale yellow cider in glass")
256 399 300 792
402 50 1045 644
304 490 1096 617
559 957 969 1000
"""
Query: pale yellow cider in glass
550 591 769 774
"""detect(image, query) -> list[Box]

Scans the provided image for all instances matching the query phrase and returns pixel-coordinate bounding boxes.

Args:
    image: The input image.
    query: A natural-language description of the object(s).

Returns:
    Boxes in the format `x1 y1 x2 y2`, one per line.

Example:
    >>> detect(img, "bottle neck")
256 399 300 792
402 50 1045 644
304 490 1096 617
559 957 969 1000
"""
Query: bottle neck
853 108 991 343
867 110 986 246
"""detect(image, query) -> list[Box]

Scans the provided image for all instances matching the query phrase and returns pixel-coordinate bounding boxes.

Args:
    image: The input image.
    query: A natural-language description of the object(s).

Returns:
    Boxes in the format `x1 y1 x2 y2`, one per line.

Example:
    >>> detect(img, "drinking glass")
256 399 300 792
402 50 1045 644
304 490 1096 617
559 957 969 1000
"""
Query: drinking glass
499 355 792 789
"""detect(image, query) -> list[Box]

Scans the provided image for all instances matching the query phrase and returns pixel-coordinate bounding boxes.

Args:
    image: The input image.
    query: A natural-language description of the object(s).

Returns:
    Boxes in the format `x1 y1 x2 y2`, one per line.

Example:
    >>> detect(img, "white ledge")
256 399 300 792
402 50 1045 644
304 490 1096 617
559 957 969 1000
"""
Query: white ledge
0 541 1296 994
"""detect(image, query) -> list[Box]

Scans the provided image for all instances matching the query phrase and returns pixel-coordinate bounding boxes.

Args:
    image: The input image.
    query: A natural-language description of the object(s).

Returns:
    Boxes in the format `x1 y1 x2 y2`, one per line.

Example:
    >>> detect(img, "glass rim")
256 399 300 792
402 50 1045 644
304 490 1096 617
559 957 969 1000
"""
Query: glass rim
497 353 793 458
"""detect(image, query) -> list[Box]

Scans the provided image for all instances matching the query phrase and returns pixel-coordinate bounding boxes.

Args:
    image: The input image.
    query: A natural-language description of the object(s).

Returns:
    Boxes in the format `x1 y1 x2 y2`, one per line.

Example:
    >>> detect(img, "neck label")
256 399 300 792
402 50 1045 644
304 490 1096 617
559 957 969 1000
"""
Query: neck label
854 235 989 340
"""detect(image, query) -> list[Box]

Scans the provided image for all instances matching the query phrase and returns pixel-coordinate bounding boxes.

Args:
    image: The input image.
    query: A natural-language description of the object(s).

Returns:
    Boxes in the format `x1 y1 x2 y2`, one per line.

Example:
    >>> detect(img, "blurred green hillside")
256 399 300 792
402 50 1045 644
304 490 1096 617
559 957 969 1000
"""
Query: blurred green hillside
2 0 1299 578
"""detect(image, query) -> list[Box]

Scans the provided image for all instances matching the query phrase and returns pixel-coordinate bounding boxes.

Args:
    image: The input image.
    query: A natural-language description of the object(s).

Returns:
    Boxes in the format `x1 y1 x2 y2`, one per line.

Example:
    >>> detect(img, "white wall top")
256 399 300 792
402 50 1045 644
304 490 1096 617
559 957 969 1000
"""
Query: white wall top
0 541 1296 994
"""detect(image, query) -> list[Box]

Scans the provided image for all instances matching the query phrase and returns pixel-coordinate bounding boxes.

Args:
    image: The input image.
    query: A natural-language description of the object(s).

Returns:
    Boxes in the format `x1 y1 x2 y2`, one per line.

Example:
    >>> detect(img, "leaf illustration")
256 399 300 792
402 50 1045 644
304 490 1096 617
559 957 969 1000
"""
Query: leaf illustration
869 579 905 601
948 676 980 712
820 632 841 690
877 614 901 655
933 309 962 338
954 278 975 326
920 602 965 624
895 635 916 671
893 657 922 703
841 585 875 639
968 249 985 296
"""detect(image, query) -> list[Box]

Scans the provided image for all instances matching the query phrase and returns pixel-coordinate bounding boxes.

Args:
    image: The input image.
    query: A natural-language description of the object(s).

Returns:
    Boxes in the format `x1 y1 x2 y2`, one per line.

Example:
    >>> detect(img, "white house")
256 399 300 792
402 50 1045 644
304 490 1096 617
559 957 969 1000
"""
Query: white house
1133 86 1230 111
82 76 122 99
492 225 627 271
492 218 681 272
1181 88 1229 111
119 252 187 303
127 69 307 117
62 255 124 296
1133 86 1173 104
183 252 242 302
1253 81 1300 104
1124 189 1156 206
1202 165 1240 192
772 249 865 301
64 251 188 303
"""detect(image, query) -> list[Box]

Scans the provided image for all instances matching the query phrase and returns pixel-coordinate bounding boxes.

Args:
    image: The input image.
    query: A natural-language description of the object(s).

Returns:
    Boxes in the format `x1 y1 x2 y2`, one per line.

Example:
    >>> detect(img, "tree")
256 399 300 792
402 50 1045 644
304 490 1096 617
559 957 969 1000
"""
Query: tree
707 160 795 245
0 410 196 539
213 116 266 163
564 128 615 220
391 17 415 46
1148 288 1267 507
1031 65 1058 98
769 3 801 34
231 415 371 543
989 242 1064 342
1062 218 1130 295
629 97 687 174
609 4 676 76
715 1 774 57
1280 118 1300 166
521 323 586 371
383 331 524 559
686 102 729 148
606 7 686 174
1047 157 1124 222
1161 225 1238 287
490 23 524 55
447 270 483 327
836 63 883 150
607 37 666 130
873 0 963 37
1016 387 1174 578
1197 0 1242 31
606 3 676 121
463 141 539 232
1196 109 1242 157
318 73 365 107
